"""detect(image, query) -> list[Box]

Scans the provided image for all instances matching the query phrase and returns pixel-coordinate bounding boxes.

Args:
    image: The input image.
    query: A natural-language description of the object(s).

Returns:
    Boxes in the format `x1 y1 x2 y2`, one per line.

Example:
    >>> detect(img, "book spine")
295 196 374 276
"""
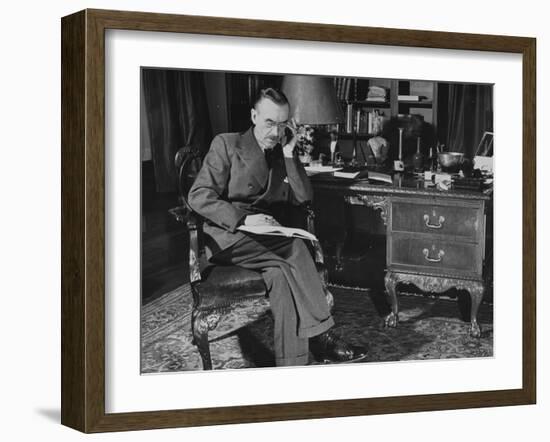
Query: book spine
346 103 353 133
398 95 420 101
367 111 372 134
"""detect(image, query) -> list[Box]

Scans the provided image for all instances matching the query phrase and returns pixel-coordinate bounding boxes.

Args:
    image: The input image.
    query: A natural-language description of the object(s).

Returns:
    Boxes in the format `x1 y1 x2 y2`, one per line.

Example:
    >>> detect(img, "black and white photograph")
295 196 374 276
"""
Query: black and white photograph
140 69 494 372
4 0 545 438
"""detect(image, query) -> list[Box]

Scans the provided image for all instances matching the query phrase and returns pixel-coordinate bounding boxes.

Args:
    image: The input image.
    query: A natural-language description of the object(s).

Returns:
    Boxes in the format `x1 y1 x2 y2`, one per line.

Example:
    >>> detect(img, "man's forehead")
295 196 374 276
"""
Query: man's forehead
256 98 289 119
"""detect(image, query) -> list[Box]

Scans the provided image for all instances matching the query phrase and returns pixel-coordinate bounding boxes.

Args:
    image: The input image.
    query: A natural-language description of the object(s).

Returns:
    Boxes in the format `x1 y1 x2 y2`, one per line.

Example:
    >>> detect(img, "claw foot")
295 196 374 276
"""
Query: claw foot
469 321 481 338
384 312 398 328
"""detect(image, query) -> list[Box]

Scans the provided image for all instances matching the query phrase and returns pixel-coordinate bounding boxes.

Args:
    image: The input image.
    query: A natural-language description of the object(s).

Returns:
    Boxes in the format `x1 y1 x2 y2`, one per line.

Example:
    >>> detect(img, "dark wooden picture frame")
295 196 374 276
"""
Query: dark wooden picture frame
61 9 536 433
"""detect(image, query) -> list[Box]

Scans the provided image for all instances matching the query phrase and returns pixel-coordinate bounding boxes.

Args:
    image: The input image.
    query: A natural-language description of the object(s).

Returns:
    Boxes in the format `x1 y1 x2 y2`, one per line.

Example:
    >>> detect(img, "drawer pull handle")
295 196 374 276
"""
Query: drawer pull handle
423 214 445 229
423 247 445 263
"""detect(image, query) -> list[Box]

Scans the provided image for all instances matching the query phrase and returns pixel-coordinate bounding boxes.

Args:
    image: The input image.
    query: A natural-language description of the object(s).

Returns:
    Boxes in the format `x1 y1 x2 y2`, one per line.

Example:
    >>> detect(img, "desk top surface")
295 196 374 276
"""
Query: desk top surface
309 172 493 201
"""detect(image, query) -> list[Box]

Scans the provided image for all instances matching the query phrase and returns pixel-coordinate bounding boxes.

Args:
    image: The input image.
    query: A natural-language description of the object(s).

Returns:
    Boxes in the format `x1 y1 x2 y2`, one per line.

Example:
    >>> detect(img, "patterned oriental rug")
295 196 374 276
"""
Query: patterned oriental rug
141 284 493 373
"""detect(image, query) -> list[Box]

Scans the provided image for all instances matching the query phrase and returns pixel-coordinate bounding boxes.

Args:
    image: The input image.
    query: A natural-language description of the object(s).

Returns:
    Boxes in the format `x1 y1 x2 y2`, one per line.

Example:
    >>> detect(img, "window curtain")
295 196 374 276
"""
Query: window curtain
446 84 493 157
141 69 212 192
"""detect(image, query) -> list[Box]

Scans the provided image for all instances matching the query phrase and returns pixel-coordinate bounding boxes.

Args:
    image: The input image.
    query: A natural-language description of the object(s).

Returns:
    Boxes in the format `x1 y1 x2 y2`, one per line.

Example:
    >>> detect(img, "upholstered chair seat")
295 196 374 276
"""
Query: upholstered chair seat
195 265 267 311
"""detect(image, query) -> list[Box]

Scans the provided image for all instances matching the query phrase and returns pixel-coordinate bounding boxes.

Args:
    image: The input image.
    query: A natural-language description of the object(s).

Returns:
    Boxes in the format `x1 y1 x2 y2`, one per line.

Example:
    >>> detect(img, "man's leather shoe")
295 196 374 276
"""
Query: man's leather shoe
310 330 368 363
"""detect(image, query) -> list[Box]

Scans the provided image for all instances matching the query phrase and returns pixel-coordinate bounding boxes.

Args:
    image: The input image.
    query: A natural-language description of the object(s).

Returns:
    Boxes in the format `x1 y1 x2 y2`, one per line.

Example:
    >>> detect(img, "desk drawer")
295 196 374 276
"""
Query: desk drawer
389 233 482 277
391 200 482 240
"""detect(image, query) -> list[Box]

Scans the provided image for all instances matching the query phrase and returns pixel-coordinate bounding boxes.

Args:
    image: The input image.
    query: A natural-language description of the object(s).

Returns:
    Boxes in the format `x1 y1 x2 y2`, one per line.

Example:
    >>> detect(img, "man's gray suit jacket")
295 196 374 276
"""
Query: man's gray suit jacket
187 126 313 260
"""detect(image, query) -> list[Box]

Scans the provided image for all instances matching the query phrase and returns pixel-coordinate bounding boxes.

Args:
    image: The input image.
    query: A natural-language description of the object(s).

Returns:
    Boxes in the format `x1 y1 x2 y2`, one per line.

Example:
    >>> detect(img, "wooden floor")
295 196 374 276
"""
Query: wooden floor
141 175 189 305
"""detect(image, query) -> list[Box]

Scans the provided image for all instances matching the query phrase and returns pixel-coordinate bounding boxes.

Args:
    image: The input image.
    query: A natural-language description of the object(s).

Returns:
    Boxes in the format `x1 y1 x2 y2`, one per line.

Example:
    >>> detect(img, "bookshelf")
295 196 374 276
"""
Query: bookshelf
334 77 438 139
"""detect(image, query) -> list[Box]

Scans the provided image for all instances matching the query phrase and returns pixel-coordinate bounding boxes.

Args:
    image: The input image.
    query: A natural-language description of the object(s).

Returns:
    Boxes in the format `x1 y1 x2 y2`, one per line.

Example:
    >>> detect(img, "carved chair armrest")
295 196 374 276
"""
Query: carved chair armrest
169 206 202 284
302 202 325 265
303 202 316 235
186 214 203 284
298 202 333 310
168 205 190 224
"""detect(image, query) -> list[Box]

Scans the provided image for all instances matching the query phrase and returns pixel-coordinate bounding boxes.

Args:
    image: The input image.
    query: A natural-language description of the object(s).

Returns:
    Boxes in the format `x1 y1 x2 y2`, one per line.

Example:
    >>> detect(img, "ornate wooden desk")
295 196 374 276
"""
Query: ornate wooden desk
310 173 492 337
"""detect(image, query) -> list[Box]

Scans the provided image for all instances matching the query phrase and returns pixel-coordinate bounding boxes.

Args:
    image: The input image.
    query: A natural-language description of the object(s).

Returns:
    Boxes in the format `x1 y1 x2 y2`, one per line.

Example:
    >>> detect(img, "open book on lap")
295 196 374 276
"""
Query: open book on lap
238 225 317 241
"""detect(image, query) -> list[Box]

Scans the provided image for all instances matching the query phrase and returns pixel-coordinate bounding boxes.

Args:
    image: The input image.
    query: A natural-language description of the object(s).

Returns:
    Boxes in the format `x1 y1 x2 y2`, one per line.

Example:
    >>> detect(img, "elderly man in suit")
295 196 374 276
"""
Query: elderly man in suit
188 87 366 367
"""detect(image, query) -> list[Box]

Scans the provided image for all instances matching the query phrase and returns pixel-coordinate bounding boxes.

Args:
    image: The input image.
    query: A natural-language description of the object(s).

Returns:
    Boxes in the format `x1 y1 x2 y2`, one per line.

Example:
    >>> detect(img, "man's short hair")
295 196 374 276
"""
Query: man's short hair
252 87 289 109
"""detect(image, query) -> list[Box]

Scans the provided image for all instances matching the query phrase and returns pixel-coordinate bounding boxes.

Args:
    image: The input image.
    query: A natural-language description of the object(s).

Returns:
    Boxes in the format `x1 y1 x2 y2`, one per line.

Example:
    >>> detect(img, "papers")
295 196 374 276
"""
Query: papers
333 167 369 179
238 225 317 241
474 156 494 173
305 164 393 183
367 85 388 101
304 165 343 176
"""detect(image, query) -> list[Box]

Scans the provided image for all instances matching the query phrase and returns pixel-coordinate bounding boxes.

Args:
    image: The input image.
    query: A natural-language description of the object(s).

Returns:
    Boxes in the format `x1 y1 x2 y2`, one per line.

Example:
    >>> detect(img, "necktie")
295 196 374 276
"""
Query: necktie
264 148 274 169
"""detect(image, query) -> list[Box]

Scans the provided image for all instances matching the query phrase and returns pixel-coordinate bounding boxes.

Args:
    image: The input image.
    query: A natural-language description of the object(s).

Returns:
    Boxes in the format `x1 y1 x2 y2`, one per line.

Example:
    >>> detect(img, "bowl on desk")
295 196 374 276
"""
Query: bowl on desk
438 152 464 173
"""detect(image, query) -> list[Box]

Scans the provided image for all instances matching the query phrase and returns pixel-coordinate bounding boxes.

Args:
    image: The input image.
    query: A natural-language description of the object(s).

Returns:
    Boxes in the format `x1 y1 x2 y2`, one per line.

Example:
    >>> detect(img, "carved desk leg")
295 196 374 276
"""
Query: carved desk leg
334 238 346 272
383 272 485 338
383 271 400 327
467 281 485 338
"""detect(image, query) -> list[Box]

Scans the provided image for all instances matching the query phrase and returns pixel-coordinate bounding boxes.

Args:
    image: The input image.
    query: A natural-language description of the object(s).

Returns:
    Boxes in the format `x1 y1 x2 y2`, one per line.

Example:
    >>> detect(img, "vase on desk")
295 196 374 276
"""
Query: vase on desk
298 153 312 165
413 137 424 172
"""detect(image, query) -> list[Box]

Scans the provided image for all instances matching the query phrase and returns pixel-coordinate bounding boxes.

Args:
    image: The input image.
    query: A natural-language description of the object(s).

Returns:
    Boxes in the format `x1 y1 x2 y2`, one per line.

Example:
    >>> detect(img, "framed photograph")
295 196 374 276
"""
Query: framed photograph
61 9 536 433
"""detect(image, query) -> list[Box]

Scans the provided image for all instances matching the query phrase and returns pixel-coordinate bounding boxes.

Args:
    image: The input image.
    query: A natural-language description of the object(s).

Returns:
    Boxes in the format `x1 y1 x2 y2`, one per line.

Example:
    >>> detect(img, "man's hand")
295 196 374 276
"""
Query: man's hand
282 118 298 158
244 214 281 226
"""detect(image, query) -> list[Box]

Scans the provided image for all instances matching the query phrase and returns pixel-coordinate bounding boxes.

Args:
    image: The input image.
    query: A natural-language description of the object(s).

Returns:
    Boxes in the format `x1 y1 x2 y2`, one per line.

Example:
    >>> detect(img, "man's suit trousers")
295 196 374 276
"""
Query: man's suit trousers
212 234 334 366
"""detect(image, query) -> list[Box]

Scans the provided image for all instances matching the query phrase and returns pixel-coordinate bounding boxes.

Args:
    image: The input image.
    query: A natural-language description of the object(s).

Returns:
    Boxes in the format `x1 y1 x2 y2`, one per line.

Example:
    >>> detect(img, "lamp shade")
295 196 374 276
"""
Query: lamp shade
281 75 344 125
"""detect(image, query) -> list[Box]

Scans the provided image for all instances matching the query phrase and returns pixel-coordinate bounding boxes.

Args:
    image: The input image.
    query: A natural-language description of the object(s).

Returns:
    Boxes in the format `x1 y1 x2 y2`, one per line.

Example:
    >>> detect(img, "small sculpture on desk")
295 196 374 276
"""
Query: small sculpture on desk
366 136 389 167
365 148 376 167
329 130 338 164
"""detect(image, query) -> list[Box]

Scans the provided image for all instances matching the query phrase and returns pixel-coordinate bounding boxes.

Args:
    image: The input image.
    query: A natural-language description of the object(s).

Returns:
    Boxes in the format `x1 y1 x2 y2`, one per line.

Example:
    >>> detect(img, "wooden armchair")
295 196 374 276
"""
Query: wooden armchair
169 145 332 370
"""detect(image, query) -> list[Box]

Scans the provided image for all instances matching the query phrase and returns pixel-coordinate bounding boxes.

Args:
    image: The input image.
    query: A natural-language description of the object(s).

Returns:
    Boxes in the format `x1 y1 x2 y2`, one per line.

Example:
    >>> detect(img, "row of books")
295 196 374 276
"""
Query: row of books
334 77 356 101
333 78 425 103
344 105 386 134
333 78 392 103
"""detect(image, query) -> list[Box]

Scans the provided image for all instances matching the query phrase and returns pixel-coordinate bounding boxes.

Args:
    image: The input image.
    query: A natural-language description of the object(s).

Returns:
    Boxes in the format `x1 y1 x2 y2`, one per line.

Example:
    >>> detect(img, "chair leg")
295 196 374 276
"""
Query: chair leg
192 310 213 370
315 263 334 313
